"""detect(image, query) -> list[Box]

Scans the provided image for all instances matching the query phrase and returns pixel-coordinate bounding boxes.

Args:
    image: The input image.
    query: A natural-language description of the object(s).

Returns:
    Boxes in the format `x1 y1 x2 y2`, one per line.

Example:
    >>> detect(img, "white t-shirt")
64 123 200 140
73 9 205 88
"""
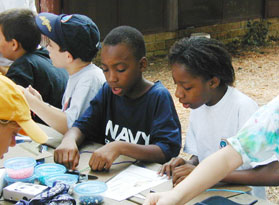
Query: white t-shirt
184 86 259 168
62 63 105 128
0 0 37 11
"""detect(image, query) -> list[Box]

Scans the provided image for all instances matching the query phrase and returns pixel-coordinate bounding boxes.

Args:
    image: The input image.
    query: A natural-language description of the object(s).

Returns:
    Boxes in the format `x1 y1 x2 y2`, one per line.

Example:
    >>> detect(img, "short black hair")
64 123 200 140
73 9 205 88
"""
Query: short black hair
103 25 146 61
169 37 235 86
0 9 41 53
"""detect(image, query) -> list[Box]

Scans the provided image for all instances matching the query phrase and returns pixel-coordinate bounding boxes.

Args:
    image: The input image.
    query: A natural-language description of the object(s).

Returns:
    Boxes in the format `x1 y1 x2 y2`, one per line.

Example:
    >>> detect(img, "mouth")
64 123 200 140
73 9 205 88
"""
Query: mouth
182 103 191 109
111 87 123 95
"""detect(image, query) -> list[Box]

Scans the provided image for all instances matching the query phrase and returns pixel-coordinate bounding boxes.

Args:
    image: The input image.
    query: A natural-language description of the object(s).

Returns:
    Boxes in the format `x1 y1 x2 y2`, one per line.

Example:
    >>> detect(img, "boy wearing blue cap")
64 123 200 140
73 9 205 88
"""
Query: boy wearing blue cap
23 12 105 135
0 9 68 125
54 26 181 171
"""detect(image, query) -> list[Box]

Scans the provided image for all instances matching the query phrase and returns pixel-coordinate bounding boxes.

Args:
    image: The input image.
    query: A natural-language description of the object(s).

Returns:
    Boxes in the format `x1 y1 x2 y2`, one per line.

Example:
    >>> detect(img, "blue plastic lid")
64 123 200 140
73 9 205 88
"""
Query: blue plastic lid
4 157 36 170
74 181 107 195
35 163 66 176
44 173 78 187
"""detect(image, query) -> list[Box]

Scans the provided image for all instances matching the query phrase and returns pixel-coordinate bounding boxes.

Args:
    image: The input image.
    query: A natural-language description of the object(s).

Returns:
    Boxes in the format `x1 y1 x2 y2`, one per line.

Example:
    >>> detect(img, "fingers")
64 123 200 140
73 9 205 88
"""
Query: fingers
158 157 185 178
54 148 79 170
172 164 194 186
173 176 186 187
89 152 113 171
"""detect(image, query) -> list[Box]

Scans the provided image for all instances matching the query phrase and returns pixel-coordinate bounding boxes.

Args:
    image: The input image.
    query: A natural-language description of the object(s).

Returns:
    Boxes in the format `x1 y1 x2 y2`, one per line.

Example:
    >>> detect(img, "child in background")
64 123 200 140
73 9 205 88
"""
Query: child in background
0 0 37 71
144 95 279 205
23 12 105 135
0 74 48 158
54 26 182 170
158 37 276 198
0 9 68 125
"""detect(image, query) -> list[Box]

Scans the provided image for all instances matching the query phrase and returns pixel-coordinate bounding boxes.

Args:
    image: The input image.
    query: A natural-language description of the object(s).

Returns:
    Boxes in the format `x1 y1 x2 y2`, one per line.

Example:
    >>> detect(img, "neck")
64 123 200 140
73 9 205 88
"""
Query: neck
125 78 154 99
206 85 228 106
11 49 27 61
67 60 91 75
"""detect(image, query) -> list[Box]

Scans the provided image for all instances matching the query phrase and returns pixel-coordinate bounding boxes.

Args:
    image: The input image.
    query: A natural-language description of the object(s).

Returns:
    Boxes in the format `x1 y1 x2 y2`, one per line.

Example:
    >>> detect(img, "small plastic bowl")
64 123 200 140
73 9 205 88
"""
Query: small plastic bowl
73 181 107 205
35 163 66 185
4 173 36 185
4 157 36 179
44 173 78 187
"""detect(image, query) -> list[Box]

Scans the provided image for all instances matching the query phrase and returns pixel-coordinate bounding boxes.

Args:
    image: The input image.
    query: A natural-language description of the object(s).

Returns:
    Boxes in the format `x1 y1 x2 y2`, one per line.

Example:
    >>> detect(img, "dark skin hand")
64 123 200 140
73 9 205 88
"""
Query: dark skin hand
158 155 199 179
89 141 166 171
172 163 196 187
158 157 186 178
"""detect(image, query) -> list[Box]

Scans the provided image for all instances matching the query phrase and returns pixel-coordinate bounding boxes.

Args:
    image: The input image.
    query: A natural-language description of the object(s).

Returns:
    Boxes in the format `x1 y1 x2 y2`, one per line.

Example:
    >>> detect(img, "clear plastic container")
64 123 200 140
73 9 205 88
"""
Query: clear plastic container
44 173 78 187
35 163 66 185
4 173 36 185
4 157 36 179
73 181 107 205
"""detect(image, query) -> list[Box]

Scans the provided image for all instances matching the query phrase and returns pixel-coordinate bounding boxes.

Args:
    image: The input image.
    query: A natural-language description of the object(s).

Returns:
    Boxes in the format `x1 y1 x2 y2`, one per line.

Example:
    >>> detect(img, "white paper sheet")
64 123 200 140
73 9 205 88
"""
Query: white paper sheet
102 164 169 201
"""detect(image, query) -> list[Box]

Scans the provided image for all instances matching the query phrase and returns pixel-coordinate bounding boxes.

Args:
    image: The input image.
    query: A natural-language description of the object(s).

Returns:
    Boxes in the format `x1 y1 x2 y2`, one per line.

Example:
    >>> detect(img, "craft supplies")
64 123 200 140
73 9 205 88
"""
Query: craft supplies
4 157 36 179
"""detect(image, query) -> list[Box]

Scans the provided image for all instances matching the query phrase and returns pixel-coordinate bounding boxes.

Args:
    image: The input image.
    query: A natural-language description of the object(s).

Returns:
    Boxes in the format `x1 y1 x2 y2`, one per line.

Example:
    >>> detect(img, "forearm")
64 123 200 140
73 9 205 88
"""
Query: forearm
28 98 68 134
116 142 166 163
171 146 243 204
222 161 279 186
62 127 85 146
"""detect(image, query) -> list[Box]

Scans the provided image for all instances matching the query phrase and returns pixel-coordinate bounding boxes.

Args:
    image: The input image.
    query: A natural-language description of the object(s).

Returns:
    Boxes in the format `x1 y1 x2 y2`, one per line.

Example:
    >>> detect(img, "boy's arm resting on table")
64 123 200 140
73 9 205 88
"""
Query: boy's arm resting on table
222 160 279 186
89 141 166 171
144 145 243 205
23 86 68 134
54 127 85 170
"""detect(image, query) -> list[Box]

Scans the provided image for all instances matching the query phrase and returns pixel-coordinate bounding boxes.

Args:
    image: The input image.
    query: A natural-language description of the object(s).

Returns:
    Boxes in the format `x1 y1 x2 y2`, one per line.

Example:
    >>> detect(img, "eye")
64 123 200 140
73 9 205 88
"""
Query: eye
117 68 126 73
183 86 192 91
101 65 108 72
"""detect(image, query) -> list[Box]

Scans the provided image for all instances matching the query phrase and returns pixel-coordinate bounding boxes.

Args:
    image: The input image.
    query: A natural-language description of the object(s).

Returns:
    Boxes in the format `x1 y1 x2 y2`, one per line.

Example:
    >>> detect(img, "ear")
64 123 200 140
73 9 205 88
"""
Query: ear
65 51 74 63
139 57 147 72
11 39 20 51
208 76 220 89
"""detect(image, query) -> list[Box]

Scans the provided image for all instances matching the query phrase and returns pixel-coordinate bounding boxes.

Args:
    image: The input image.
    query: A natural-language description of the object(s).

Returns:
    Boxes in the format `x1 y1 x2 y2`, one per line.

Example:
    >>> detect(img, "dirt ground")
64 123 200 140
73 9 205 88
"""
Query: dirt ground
143 42 279 204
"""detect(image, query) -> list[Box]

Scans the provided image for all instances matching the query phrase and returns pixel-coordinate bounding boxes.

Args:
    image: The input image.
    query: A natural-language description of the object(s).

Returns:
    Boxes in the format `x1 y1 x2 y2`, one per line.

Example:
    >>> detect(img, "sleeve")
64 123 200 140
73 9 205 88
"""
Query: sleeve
72 86 105 143
6 62 34 87
228 96 279 166
183 113 198 156
149 89 182 161
65 75 103 128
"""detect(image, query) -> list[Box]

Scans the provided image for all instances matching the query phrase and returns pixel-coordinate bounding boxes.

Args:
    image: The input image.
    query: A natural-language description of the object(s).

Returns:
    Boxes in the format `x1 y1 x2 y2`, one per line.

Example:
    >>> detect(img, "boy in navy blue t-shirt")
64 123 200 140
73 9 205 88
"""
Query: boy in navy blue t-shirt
54 26 181 171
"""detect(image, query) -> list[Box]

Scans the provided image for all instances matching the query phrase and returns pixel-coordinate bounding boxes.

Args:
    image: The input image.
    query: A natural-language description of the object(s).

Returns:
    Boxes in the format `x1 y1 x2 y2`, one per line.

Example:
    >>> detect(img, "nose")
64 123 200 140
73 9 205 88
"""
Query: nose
175 85 185 99
107 70 118 83
10 135 16 147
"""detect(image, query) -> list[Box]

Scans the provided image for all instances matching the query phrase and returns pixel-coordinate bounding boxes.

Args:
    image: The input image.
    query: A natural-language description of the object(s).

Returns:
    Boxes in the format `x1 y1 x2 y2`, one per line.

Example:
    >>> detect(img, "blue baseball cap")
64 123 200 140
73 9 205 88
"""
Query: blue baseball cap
35 12 101 62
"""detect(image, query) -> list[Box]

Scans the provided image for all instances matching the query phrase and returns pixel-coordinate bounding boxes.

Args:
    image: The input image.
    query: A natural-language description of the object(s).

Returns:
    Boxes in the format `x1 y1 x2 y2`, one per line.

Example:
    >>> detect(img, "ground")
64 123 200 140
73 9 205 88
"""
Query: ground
143 42 279 204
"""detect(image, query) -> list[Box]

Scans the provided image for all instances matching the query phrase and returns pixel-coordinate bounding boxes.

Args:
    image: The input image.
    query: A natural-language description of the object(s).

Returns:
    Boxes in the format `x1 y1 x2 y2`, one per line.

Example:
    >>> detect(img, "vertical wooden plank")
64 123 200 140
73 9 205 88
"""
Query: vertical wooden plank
166 0 178 31
178 0 223 28
265 0 279 18
40 0 61 14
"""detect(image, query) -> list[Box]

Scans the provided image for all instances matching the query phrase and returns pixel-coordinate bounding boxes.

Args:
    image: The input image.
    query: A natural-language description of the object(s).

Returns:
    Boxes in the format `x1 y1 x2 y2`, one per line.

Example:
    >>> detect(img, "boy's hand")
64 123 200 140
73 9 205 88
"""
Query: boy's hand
26 85 43 101
158 157 186 178
172 164 195 186
54 137 80 170
89 141 121 171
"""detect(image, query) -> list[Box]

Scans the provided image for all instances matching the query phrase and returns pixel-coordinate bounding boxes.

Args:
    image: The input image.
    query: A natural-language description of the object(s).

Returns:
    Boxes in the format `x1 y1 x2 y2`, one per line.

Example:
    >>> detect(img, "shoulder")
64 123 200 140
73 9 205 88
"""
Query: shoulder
73 64 105 84
148 81 172 97
228 87 258 108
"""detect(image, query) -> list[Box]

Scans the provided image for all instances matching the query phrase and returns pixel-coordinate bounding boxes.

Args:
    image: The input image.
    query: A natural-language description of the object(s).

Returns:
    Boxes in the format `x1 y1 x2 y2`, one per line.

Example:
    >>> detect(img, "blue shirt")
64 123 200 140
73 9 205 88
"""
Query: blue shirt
73 81 181 161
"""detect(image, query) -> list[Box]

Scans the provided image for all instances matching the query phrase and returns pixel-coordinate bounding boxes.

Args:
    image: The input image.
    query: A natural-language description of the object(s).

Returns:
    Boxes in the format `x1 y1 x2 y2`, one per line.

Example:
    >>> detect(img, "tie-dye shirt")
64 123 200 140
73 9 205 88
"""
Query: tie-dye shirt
228 95 279 166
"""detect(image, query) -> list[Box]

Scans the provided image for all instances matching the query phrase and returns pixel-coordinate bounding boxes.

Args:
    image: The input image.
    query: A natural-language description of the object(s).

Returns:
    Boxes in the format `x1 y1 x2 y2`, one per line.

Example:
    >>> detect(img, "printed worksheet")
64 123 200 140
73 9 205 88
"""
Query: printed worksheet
102 164 169 201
